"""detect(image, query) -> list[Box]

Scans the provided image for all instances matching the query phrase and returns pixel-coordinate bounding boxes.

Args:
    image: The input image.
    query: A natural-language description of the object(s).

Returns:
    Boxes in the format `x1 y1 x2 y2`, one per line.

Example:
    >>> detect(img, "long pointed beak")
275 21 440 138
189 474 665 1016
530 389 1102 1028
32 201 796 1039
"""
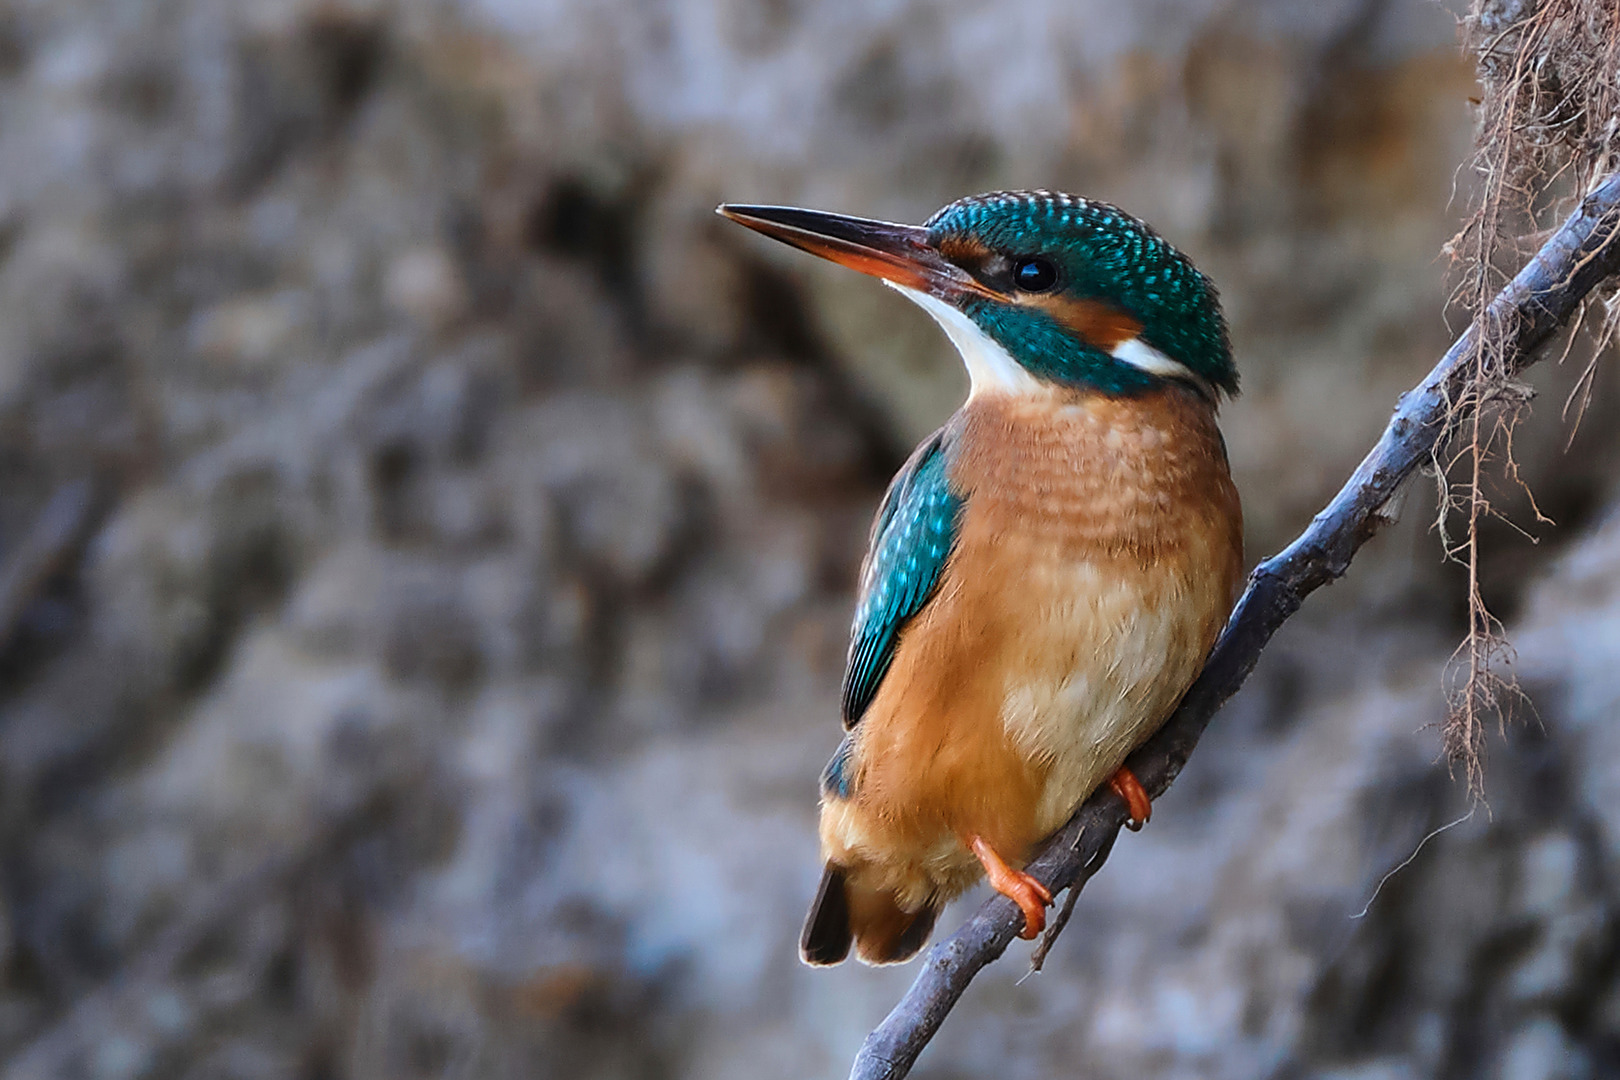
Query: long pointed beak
717 204 984 299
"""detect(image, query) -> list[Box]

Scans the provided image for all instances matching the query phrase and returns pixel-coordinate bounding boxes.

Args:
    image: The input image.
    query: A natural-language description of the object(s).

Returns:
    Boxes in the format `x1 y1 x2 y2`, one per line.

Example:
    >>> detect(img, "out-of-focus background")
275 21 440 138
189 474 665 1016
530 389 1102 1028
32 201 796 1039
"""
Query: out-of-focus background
5 0 1620 1077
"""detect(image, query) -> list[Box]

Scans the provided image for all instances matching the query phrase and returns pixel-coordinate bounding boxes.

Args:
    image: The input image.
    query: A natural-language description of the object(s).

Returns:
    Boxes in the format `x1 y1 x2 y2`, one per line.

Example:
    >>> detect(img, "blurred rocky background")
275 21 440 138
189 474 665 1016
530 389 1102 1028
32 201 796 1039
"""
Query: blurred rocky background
3 0 1620 1077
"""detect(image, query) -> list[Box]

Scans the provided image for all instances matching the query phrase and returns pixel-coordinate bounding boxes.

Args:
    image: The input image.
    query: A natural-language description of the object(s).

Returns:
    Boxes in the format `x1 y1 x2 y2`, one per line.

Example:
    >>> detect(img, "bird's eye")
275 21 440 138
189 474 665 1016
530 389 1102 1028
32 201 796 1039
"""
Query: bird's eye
1012 256 1058 293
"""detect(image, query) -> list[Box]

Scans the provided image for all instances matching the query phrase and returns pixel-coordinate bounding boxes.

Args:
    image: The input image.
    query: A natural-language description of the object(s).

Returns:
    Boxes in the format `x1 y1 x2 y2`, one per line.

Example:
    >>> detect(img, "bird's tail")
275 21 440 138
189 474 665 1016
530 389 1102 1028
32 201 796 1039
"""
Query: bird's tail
800 863 939 966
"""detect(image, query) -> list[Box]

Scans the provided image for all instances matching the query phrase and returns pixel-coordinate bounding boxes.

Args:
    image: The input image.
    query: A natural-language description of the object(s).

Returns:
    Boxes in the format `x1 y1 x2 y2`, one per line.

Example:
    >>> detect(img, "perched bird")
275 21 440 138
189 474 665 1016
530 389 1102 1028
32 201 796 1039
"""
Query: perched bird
719 191 1243 966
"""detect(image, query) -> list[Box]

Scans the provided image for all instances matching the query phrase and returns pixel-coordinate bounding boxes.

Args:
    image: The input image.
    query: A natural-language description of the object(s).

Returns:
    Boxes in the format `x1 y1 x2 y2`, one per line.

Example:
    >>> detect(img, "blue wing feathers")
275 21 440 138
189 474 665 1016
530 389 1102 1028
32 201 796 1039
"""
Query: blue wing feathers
821 733 857 798
839 433 963 728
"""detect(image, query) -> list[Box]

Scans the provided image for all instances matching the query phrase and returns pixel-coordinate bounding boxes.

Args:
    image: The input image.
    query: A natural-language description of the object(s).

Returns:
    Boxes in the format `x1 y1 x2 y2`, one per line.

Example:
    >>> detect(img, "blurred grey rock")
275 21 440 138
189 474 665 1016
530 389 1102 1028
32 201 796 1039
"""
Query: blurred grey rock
4 0 1620 1078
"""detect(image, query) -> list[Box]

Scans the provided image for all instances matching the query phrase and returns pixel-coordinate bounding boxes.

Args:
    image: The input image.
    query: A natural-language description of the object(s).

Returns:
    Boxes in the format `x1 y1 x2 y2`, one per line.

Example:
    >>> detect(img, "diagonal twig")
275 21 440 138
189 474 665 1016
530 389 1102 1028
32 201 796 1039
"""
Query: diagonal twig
848 171 1620 1080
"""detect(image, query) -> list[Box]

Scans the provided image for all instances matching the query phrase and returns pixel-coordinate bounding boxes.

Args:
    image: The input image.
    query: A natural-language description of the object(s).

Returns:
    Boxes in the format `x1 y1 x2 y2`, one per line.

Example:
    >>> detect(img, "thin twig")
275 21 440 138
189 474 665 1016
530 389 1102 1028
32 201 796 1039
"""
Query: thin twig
847 172 1620 1080
1026 826 1117 975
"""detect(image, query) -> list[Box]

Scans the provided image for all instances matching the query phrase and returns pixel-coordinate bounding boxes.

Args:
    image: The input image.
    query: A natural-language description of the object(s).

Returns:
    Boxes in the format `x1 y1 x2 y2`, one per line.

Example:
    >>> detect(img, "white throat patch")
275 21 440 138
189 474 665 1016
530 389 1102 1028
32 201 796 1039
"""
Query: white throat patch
888 283 1042 398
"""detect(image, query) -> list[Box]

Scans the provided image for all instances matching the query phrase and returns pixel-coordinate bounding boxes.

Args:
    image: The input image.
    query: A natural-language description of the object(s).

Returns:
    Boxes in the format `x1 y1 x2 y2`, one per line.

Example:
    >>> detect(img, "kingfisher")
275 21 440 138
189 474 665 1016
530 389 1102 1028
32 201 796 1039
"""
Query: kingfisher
719 191 1243 966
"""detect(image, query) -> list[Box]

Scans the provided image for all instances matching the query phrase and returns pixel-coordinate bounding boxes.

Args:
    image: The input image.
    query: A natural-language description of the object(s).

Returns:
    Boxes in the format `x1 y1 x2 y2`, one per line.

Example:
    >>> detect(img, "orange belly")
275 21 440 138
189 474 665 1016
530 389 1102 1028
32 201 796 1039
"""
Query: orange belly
820 384 1243 912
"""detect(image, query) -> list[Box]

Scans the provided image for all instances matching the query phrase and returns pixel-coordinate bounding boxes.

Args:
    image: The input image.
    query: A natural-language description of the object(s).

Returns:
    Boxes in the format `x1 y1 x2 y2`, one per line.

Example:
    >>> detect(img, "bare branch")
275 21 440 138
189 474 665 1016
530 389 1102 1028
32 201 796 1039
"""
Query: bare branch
847 172 1620 1080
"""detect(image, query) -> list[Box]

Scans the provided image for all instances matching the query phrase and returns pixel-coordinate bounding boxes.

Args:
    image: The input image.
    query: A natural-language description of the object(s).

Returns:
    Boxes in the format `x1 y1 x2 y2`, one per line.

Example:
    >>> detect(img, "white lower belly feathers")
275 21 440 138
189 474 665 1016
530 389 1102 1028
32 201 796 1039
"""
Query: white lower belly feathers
997 558 1209 837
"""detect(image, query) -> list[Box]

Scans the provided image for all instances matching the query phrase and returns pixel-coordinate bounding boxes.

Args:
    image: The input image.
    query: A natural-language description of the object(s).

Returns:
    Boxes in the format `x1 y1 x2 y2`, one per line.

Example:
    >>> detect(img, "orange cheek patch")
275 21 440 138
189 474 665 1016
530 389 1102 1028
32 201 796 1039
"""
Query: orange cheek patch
1022 295 1142 352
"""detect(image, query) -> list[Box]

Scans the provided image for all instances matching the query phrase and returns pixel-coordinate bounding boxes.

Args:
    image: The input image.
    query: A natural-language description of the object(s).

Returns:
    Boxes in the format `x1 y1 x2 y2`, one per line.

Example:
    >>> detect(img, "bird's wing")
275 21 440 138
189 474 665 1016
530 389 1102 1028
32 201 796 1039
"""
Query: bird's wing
841 431 963 729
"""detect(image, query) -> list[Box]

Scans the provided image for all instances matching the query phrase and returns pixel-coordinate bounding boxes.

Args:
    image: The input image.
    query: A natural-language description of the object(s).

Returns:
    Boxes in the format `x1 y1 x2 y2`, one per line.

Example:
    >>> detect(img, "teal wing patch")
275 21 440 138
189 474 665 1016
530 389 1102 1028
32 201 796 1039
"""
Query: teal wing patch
841 433 963 728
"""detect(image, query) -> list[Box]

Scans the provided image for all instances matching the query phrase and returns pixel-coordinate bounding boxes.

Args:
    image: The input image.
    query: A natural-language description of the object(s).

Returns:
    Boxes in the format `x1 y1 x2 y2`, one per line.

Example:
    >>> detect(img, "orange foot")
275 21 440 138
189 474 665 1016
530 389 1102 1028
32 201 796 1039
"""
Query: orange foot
1109 766 1152 832
967 835 1052 940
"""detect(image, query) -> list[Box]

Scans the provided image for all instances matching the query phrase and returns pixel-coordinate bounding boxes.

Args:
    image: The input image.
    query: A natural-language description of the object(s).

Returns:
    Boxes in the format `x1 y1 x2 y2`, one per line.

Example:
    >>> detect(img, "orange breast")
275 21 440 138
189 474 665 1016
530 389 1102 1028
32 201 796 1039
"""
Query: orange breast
823 383 1242 905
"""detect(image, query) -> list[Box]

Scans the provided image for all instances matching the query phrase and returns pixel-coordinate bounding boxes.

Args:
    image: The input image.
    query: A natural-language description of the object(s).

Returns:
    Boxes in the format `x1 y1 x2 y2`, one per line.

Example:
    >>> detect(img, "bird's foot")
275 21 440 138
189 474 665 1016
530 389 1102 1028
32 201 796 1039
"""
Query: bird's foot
1109 766 1152 831
967 835 1052 939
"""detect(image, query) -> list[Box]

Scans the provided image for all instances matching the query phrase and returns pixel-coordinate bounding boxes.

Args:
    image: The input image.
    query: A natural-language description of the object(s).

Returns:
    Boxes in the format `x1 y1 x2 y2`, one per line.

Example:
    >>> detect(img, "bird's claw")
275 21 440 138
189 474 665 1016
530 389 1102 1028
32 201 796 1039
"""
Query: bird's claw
1109 766 1152 831
968 835 1053 939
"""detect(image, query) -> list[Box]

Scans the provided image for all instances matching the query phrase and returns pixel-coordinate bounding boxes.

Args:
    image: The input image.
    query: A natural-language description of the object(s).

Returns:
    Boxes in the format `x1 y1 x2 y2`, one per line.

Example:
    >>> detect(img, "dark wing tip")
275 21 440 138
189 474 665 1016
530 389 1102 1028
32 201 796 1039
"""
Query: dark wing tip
800 864 853 966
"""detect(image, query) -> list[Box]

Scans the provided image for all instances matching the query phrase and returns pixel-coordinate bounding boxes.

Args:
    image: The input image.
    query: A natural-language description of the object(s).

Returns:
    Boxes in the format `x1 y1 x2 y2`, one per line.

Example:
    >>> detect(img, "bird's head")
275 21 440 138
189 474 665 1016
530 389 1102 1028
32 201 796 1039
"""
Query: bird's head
719 190 1235 401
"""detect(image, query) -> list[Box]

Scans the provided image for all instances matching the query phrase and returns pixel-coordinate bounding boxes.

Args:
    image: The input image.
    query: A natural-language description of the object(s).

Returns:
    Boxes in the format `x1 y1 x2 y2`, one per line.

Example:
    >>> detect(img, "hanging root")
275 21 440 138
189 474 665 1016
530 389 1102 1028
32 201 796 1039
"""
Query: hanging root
1436 0 1620 796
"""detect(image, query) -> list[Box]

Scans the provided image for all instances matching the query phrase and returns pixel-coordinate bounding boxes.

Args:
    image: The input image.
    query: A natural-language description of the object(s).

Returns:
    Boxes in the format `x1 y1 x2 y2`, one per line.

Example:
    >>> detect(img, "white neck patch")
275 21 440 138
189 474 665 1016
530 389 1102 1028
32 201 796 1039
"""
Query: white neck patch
1110 337 1196 382
888 282 1042 398
891 282 1208 399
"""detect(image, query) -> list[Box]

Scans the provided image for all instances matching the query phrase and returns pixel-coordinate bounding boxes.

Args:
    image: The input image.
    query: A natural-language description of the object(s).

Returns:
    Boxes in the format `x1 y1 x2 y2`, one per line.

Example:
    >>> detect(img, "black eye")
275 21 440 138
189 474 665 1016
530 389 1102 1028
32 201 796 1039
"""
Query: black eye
1012 256 1058 293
